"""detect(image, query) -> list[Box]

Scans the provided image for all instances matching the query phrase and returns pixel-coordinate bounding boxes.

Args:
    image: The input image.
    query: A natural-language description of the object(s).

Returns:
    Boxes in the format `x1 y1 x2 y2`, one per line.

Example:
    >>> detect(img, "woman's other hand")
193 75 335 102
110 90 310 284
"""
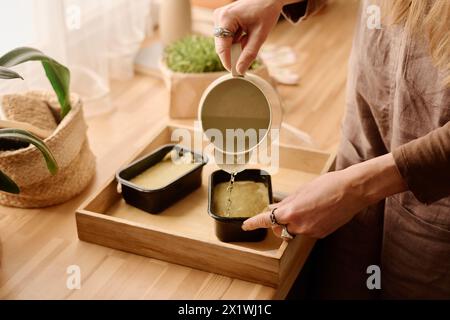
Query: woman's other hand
213 0 299 74
242 153 408 239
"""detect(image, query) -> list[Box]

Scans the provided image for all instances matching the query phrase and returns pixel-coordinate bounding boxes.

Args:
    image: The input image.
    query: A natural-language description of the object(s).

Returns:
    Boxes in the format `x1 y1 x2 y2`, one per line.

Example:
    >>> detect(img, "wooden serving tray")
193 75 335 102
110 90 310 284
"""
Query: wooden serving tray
76 122 335 289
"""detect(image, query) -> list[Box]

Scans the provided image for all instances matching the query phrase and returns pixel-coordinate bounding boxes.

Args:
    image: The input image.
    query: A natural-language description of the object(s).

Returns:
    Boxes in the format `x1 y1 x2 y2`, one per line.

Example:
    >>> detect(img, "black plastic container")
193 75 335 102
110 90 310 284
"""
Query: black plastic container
208 169 273 242
116 144 208 214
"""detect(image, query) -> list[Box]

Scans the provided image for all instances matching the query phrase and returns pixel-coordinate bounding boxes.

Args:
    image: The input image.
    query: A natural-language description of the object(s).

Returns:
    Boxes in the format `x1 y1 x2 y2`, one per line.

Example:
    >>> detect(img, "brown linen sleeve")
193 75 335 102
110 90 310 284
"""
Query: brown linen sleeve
393 121 450 204
282 0 327 24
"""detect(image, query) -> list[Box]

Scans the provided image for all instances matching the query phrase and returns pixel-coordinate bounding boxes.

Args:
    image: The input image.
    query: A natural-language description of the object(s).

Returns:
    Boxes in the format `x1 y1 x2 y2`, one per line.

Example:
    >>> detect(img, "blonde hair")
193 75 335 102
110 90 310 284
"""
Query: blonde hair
381 0 450 87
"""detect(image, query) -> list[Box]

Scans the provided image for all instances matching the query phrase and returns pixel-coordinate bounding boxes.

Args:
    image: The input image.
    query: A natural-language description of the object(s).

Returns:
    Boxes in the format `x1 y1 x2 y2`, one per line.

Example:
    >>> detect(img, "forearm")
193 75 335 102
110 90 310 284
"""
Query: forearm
344 153 408 205
392 122 450 204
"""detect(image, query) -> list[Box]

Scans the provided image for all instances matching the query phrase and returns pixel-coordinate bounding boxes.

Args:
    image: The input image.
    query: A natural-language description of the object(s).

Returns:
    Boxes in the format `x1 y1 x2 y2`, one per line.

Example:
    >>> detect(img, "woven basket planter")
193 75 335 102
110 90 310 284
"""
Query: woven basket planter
0 91 96 208
160 61 273 119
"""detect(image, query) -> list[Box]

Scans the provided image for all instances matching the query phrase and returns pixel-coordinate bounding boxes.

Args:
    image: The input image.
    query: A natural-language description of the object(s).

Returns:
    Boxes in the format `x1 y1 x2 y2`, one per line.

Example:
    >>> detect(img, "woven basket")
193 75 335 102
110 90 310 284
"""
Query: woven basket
0 91 96 208
160 61 273 119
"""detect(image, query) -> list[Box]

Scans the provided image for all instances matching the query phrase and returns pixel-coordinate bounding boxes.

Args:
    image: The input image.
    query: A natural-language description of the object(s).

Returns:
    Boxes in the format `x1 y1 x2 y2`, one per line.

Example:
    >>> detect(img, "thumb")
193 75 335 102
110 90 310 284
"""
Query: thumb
242 211 272 231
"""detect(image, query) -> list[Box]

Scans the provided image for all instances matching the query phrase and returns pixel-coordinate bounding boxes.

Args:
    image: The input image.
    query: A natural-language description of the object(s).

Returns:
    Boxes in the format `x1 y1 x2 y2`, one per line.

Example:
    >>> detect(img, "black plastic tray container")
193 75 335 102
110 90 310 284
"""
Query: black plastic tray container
208 169 273 242
116 144 208 214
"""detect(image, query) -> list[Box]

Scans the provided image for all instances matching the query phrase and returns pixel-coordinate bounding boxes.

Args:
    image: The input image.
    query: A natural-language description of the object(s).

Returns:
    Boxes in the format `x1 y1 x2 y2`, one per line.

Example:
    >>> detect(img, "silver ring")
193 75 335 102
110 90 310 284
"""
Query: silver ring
270 208 281 226
281 225 294 240
214 27 235 38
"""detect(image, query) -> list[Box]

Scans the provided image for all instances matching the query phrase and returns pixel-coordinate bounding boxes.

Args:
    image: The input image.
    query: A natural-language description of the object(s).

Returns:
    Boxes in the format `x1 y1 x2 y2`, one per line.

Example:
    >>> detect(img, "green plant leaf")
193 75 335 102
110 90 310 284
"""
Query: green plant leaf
0 128 58 175
0 170 20 194
0 47 71 118
0 66 23 80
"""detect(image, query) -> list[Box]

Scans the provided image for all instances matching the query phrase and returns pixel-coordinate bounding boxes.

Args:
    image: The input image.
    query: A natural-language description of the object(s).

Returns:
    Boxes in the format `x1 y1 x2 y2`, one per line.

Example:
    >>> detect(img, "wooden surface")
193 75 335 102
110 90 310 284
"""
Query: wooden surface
0 0 358 299
77 124 333 287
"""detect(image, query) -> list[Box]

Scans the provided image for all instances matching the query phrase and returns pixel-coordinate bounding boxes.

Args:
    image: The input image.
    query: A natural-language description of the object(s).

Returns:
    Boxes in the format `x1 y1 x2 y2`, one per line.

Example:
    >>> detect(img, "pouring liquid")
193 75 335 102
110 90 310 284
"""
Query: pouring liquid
214 147 251 217
225 172 237 217
214 149 245 217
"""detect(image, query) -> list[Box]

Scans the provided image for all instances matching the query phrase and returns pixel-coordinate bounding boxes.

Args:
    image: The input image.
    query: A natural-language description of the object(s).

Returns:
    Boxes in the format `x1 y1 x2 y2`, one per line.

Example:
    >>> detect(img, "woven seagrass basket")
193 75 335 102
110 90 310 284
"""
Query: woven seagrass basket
0 91 96 208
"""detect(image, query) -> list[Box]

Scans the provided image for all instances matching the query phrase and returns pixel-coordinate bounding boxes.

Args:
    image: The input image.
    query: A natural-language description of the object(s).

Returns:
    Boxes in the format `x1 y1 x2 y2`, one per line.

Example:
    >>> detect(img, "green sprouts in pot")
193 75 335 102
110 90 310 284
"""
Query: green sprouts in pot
164 35 261 73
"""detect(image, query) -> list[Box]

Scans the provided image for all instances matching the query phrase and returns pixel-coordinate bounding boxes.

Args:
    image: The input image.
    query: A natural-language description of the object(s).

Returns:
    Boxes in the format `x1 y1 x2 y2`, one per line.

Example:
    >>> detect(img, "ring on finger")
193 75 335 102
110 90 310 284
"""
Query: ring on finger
270 208 281 226
213 27 235 38
281 225 294 241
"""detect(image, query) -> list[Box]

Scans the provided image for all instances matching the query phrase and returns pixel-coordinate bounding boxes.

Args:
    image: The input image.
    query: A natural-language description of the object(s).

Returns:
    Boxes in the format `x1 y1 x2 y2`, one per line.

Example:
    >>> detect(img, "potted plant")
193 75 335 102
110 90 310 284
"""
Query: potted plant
0 47 95 208
160 35 272 118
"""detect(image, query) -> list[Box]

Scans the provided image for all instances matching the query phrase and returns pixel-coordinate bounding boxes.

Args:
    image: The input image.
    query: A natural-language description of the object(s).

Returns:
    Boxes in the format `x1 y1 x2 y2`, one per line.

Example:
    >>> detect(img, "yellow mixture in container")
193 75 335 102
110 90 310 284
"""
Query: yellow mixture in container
213 181 270 218
130 151 200 189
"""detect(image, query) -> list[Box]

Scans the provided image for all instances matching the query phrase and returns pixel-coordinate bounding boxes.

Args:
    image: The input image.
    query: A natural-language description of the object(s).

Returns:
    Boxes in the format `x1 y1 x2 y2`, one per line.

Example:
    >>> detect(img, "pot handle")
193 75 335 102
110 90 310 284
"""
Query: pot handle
231 43 243 77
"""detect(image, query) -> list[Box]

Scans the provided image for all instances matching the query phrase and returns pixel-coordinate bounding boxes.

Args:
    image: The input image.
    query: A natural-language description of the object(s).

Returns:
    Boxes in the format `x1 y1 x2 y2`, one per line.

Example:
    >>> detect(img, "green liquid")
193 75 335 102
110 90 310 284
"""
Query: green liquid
213 178 270 218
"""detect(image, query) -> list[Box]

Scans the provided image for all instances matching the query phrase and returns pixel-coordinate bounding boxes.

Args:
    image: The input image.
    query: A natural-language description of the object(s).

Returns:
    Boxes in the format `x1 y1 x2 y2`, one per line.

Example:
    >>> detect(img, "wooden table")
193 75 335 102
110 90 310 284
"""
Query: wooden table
0 0 357 299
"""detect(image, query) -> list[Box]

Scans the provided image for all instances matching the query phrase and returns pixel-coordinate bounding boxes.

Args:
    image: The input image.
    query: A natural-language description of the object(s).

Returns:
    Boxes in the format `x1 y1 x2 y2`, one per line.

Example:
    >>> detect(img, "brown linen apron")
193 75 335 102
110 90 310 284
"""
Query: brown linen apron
313 0 450 299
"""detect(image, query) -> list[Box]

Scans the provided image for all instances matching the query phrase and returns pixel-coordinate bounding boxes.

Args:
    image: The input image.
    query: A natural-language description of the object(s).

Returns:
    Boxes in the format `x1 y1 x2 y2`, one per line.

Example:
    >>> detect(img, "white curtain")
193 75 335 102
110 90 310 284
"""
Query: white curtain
0 0 153 116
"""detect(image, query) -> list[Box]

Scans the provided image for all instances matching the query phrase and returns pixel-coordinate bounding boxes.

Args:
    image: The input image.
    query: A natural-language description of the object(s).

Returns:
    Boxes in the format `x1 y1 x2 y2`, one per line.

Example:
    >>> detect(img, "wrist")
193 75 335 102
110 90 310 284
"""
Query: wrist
343 153 408 205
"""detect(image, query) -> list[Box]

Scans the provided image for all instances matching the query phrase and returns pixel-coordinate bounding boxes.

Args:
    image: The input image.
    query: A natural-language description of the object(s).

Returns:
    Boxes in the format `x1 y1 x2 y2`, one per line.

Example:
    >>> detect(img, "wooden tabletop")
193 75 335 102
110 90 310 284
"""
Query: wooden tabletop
0 0 357 299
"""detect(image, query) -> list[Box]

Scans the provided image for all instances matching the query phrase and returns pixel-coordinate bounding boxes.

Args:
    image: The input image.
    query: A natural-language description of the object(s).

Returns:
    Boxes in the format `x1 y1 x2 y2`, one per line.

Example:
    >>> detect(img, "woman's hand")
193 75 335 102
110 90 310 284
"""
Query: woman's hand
242 153 408 239
213 0 299 74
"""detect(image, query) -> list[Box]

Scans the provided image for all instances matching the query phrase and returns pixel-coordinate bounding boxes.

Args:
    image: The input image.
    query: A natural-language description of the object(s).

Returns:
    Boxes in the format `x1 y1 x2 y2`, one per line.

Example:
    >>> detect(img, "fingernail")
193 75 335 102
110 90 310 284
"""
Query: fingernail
241 223 248 231
236 64 245 75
